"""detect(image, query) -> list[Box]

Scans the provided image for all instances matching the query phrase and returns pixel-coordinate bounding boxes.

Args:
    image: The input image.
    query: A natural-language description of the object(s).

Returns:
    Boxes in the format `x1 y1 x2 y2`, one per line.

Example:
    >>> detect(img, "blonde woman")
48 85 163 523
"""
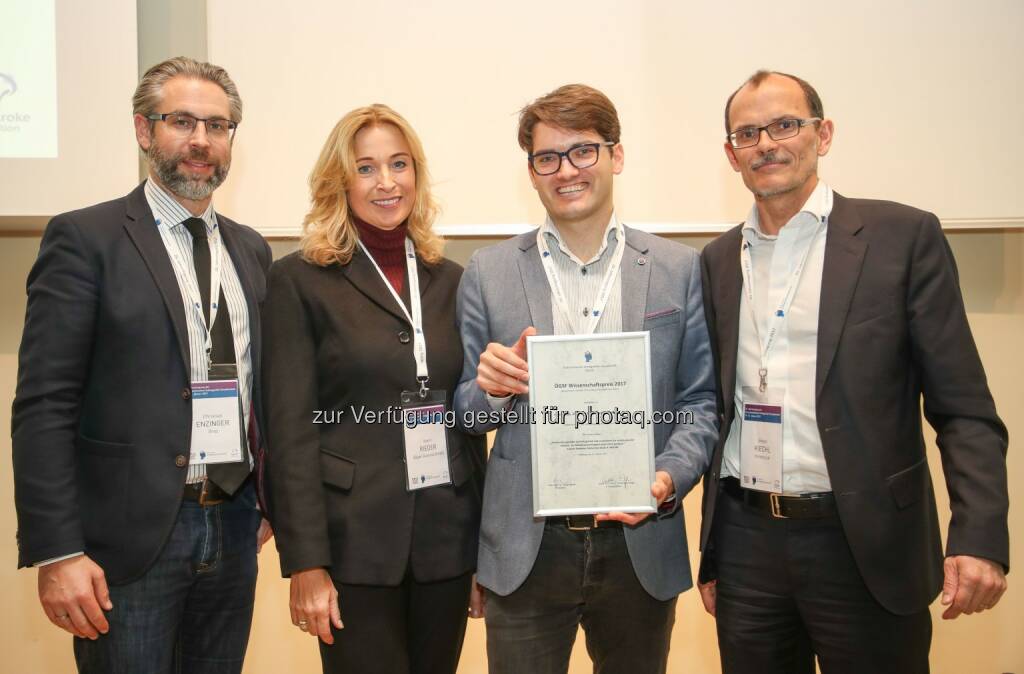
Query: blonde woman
263 105 484 674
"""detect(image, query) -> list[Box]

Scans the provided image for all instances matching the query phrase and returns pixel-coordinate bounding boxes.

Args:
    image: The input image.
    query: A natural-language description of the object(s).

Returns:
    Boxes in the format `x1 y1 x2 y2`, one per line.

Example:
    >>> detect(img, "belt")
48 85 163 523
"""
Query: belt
182 479 231 506
546 515 623 531
721 476 837 519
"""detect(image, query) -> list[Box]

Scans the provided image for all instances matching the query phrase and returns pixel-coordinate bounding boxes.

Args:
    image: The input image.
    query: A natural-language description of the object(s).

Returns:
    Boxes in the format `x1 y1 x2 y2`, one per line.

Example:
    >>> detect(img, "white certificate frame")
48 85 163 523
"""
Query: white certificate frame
527 331 656 517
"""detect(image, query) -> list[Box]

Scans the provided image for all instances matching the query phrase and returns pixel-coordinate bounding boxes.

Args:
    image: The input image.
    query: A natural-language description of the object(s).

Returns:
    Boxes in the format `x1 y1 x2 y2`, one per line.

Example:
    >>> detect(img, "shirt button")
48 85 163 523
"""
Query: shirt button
181 388 191 400
398 330 411 344
175 455 187 468
582 308 590 317
581 267 587 275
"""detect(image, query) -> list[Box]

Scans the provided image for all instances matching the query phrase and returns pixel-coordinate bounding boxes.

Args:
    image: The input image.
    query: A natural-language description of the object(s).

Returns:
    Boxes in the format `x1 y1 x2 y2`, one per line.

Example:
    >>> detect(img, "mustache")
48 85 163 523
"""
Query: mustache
751 152 790 170
187 147 211 162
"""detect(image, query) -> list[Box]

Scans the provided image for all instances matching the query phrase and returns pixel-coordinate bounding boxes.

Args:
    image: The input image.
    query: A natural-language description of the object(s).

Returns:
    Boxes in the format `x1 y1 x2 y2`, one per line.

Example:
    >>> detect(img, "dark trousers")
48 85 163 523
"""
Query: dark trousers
319 569 473 674
711 485 932 674
484 522 677 674
74 483 261 674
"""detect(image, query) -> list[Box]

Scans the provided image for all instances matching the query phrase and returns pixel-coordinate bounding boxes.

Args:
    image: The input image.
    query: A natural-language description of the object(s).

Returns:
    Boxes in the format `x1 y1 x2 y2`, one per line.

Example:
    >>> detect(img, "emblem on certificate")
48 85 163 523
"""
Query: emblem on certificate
526 332 656 516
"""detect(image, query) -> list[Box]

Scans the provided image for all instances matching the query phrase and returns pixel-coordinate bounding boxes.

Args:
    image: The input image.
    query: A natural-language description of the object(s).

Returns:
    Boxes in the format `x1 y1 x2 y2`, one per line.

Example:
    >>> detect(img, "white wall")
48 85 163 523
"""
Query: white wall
207 0 1024 236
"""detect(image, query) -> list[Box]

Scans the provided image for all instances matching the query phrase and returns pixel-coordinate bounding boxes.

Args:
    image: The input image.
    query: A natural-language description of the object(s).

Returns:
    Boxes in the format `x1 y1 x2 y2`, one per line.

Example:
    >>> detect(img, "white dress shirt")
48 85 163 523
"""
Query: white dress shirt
722 182 834 494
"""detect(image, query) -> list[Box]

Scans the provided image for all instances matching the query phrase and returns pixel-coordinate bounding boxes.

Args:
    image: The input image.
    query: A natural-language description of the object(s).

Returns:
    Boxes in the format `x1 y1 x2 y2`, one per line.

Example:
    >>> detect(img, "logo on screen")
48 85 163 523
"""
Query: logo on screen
0 73 16 104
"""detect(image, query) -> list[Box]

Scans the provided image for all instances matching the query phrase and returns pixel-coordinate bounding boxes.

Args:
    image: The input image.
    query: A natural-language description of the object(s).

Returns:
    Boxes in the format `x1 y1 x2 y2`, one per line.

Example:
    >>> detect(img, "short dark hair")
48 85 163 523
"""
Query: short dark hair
517 84 621 152
723 70 824 134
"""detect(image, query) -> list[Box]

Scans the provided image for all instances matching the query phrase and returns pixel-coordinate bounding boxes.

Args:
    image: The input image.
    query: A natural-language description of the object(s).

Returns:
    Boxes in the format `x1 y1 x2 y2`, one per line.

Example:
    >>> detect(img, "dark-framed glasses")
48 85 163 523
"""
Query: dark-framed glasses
528 141 616 175
727 117 820 149
146 112 238 142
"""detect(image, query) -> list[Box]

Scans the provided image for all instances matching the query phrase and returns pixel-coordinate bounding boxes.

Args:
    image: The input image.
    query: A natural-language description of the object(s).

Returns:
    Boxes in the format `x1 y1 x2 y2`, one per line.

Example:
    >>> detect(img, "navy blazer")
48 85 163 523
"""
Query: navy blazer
12 182 271 584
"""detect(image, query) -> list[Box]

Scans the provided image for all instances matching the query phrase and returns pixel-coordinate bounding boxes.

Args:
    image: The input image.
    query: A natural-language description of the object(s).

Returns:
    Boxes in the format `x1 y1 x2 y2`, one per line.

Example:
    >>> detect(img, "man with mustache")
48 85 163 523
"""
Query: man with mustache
697 70 1009 673
12 56 272 674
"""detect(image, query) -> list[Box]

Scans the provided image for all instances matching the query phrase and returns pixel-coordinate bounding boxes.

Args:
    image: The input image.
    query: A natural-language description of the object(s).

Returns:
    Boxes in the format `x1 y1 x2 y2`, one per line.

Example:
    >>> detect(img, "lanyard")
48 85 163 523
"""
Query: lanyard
739 213 826 393
536 221 625 335
358 238 429 394
163 220 224 372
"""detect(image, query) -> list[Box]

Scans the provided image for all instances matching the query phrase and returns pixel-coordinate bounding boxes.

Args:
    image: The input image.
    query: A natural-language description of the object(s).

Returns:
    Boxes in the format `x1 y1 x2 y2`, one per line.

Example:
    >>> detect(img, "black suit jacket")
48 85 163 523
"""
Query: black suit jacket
698 192 1008 615
12 182 272 584
262 249 484 586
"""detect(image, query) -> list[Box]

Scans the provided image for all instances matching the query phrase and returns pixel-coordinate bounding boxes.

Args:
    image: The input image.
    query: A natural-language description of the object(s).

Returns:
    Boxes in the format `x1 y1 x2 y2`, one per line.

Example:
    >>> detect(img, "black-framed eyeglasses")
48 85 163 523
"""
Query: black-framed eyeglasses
528 142 616 175
727 117 820 149
146 112 238 142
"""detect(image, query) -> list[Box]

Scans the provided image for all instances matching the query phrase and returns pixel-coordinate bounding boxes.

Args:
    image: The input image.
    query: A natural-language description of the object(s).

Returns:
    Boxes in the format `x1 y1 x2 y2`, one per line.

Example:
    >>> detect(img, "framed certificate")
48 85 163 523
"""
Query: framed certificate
527 332 656 516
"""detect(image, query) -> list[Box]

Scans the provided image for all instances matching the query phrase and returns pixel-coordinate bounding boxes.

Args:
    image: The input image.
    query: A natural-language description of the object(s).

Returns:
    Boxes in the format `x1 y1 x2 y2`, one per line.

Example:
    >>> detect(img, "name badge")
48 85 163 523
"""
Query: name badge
739 386 784 493
190 379 243 465
401 389 452 491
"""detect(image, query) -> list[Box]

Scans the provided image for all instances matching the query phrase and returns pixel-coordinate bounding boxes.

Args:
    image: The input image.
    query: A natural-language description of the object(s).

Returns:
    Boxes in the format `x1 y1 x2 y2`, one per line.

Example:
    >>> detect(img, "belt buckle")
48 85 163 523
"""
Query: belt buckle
566 515 597 531
198 479 223 507
769 492 788 519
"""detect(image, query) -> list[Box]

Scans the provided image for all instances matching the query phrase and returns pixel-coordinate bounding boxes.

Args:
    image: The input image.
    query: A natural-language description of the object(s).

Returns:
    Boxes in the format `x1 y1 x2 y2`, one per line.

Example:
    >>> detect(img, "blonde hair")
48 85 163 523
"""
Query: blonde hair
301 105 443 267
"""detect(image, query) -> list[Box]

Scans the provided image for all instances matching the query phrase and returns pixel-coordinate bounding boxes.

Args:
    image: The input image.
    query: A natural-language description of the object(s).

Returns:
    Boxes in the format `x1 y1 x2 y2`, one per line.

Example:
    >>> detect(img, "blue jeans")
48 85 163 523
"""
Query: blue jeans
484 521 677 674
74 483 261 674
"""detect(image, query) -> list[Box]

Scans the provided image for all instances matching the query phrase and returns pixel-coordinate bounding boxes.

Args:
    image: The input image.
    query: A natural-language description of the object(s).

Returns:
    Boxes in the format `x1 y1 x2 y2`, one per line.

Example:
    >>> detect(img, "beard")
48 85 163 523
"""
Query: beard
147 142 230 202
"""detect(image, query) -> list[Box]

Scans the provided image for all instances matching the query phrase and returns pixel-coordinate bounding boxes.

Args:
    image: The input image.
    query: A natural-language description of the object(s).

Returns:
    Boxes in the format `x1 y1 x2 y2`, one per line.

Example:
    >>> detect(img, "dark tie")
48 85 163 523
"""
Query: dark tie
182 218 235 364
183 217 250 493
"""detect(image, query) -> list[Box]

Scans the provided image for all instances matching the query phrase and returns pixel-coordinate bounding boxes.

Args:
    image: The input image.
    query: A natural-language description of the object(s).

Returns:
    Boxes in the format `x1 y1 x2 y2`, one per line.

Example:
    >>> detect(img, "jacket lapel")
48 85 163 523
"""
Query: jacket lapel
619 225 651 332
815 192 867 396
122 182 191 373
516 231 554 335
715 227 745 414
415 254 434 298
342 247 413 326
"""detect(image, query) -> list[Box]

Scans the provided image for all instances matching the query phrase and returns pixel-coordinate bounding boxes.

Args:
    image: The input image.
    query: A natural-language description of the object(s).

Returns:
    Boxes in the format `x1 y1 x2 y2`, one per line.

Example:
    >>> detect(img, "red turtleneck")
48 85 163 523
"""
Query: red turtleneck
355 217 408 295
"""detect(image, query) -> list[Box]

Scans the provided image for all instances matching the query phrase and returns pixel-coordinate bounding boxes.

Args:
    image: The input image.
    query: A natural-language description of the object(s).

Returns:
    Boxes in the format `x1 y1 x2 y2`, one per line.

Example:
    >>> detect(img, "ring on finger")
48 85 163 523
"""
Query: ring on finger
297 619 309 629
56 614 70 620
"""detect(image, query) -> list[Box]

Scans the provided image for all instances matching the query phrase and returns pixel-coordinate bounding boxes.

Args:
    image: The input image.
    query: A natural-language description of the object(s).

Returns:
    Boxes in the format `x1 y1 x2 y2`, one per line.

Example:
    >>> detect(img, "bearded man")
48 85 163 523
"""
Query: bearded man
12 56 272 674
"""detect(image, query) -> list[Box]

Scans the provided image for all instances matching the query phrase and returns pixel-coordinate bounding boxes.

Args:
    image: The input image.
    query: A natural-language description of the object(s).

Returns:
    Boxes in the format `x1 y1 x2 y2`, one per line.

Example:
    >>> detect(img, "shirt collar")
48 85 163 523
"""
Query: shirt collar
144 178 218 234
541 212 622 266
742 181 833 244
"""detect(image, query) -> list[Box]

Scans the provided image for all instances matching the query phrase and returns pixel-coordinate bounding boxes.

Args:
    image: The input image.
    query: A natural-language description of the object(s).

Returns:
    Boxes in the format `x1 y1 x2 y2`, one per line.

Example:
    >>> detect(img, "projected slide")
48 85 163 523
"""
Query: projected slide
0 0 57 158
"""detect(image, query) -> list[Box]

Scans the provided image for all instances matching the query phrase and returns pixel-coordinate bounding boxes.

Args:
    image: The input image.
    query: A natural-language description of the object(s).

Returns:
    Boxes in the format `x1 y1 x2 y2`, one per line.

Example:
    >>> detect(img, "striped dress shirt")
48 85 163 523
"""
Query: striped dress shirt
145 179 254 483
487 214 624 411
540 213 624 335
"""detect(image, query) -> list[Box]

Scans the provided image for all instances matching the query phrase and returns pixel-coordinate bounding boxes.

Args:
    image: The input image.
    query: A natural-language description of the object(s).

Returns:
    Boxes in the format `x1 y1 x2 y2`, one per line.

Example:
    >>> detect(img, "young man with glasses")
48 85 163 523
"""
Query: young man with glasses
696 70 1009 674
12 56 272 673
454 83 718 673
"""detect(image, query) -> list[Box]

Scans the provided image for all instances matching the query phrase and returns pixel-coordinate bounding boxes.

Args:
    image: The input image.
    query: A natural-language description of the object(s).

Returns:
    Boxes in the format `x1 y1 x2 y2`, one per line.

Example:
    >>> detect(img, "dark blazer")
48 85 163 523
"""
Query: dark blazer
262 248 484 586
12 181 272 585
698 192 1009 615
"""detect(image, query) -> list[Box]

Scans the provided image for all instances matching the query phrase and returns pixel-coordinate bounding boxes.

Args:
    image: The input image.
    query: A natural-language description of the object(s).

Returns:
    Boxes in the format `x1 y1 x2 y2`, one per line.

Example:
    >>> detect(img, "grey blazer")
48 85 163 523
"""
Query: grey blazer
454 226 718 601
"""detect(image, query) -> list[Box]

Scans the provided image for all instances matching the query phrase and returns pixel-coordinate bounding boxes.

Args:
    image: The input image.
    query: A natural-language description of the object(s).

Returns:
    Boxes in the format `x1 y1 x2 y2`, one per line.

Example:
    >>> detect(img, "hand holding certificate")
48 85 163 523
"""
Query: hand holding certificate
527 332 657 517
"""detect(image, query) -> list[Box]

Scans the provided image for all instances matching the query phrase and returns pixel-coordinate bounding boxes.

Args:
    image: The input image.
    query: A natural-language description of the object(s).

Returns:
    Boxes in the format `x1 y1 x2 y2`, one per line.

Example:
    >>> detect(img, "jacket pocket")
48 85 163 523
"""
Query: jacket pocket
77 435 133 457
76 437 132 554
319 448 356 490
846 293 898 329
886 458 928 509
643 307 681 329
